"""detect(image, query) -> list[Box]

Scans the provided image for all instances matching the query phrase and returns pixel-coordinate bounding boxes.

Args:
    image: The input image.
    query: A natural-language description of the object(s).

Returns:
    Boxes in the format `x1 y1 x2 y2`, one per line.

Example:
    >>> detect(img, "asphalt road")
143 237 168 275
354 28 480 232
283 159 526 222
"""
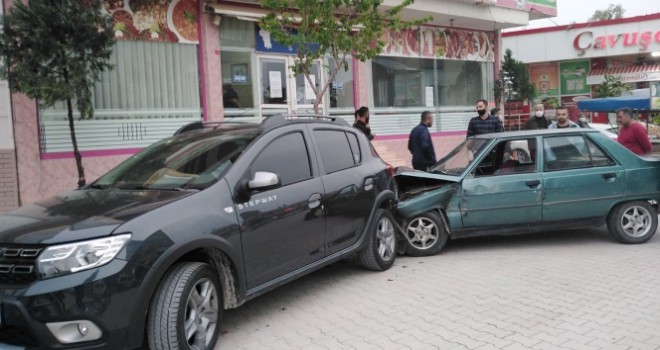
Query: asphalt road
217 225 660 350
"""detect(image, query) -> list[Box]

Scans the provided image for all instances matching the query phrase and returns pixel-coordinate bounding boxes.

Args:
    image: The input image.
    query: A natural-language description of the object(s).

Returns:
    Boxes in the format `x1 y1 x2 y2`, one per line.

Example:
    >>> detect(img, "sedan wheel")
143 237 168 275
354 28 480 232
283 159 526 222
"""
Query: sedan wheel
402 211 447 256
607 201 658 244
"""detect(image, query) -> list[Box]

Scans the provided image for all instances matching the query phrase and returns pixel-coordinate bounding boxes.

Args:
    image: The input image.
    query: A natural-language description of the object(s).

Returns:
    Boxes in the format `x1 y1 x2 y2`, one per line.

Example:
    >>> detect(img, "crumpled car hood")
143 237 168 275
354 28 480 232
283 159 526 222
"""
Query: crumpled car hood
0 189 193 245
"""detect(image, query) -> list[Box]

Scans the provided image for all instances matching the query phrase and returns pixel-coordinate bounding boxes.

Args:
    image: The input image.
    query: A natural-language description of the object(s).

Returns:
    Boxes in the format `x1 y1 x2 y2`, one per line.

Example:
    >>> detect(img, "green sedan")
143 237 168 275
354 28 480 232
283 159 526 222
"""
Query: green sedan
395 129 660 256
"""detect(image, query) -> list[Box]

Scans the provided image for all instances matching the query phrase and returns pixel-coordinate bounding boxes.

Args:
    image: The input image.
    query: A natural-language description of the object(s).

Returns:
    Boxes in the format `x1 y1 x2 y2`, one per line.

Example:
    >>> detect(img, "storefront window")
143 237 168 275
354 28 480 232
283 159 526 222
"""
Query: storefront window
372 57 434 108
437 60 490 106
219 17 255 48
221 51 254 109
328 57 354 109
372 57 492 108
39 40 201 153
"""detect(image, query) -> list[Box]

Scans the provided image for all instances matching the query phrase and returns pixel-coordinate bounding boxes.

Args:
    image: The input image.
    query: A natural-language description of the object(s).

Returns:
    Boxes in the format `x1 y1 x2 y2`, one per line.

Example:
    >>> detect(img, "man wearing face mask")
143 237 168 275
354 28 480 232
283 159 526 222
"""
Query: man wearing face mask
466 99 504 137
548 106 580 129
523 104 550 130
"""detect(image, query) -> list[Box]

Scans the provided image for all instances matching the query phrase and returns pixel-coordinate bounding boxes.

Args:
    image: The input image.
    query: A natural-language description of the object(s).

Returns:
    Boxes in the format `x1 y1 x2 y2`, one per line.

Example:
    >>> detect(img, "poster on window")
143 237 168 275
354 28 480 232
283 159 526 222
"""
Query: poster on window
652 82 660 111
269 71 282 98
305 75 316 100
529 63 559 98
407 27 494 62
560 60 590 95
103 0 199 44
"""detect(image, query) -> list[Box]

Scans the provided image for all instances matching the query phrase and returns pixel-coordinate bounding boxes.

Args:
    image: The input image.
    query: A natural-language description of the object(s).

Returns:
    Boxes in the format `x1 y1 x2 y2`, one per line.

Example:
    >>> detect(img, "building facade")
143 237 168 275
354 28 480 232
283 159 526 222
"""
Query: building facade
503 13 660 123
3 0 555 208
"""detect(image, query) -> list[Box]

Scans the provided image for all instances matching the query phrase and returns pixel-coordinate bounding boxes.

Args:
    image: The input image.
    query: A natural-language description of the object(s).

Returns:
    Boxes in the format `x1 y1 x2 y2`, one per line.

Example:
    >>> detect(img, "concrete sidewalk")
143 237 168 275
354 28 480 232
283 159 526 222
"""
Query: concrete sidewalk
218 226 660 349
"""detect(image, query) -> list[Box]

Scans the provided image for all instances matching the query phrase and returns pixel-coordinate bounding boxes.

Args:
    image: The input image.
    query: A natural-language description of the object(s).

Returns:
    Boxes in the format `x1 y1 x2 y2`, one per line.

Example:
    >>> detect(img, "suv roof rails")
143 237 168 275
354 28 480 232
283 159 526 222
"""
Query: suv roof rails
258 114 351 133
174 120 253 135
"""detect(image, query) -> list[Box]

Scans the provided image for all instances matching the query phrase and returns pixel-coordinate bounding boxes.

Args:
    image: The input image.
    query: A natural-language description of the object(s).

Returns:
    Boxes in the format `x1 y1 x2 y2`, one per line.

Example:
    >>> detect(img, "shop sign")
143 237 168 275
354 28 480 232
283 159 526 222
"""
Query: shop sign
560 60 590 95
573 30 660 54
256 27 320 54
494 0 557 16
104 0 199 44
529 62 559 97
385 27 495 62
586 71 660 85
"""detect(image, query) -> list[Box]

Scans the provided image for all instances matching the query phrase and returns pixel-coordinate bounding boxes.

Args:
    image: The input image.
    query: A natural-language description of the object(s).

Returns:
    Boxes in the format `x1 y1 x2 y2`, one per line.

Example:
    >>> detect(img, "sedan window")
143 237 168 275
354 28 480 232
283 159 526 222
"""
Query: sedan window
473 138 537 177
543 135 613 171
429 139 489 176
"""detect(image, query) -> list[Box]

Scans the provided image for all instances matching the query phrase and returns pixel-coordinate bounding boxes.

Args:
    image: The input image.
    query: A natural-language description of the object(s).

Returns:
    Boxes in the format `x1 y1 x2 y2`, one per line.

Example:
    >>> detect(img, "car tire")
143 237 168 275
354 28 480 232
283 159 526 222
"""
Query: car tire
607 201 658 244
147 262 223 350
358 208 397 271
403 211 448 257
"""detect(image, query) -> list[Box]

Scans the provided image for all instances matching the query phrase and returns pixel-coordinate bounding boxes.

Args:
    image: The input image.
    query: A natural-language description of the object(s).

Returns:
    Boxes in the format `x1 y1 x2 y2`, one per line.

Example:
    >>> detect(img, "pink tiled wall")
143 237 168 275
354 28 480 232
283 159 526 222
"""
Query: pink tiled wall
372 133 466 168
0 150 19 212
199 11 223 121
11 94 130 205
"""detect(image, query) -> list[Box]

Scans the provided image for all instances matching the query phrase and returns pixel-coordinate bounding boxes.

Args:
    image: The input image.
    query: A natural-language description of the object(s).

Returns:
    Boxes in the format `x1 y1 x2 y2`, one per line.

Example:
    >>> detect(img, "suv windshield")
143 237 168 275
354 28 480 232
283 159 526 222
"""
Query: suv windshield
429 138 489 176
92 129 258 190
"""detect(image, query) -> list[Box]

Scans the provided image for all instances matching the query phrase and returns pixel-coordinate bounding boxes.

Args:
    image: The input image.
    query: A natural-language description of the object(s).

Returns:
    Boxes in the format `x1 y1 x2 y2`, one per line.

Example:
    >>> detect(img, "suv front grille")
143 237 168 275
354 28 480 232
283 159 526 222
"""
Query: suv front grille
0 246 42 285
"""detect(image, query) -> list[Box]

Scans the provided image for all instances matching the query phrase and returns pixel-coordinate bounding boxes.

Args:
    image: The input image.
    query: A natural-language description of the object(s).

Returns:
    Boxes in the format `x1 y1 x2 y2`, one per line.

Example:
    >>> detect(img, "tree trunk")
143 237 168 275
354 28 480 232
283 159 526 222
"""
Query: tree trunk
66 98 86 188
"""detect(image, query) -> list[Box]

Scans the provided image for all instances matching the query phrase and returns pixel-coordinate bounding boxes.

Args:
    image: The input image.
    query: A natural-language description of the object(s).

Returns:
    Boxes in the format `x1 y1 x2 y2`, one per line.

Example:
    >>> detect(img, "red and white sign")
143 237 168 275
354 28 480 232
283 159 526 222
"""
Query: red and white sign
574 30 660 54
586 65 660 85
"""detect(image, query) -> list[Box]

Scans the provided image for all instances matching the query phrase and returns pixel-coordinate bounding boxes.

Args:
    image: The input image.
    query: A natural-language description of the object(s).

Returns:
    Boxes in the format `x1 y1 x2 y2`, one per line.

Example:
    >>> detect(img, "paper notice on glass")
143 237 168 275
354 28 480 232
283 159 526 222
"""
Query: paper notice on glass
305 75 316 100
269 71 282 98
425 86 434 107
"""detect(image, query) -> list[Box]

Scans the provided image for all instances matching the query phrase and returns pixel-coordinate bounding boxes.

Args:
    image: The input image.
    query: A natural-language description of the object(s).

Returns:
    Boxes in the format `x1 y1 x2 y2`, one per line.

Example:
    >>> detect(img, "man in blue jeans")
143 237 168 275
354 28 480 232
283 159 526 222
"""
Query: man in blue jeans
408 111 436 171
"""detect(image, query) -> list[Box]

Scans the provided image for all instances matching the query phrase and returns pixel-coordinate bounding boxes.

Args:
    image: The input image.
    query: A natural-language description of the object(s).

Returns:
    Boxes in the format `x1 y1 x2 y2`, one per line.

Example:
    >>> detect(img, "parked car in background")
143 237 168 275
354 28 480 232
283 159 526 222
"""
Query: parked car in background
0 115 398 350
395 129 660 256
585 122 618 140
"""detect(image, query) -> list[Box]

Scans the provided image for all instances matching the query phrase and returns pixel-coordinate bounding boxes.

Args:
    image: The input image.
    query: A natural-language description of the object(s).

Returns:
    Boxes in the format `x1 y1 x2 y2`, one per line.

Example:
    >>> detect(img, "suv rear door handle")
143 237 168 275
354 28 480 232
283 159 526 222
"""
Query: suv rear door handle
364 178 374 191
308 193 322 209
525 180 541 188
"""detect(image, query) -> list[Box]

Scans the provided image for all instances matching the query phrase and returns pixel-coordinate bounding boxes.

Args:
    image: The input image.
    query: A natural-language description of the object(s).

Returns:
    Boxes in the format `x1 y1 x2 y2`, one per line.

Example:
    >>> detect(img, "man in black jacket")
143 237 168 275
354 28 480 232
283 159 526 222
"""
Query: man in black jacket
353 106 374 140
408 111 436 171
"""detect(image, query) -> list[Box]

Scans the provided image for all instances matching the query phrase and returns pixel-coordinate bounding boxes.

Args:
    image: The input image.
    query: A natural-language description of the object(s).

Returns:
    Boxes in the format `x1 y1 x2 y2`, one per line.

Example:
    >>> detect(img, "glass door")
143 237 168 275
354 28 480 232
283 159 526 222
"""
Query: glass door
293 60 324 115
258 56 291 117
258 55 325 118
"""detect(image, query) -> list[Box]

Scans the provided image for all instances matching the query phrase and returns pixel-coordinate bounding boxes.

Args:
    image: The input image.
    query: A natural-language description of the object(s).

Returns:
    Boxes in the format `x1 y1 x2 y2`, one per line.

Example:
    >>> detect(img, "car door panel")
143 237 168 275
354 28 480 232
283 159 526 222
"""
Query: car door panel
310 128 374 255
542 166 626 221
461 173 543 227
541 135 626 222
228 128 326 289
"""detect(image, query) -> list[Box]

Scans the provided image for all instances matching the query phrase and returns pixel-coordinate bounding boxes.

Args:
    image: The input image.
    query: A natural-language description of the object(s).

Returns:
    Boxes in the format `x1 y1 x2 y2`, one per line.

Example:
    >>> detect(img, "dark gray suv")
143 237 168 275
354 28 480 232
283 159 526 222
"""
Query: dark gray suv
0 115 398 350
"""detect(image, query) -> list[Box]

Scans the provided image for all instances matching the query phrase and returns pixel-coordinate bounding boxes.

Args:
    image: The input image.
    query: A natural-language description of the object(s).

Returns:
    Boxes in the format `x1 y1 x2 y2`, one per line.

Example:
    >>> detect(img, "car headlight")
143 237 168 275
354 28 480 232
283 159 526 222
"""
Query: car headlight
37 234 132 278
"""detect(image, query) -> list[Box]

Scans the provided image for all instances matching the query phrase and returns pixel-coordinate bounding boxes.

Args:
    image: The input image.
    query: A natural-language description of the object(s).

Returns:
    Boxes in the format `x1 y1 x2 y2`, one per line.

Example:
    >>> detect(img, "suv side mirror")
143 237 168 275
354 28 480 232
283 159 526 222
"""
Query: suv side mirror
236 171 280 198
249 171 280 191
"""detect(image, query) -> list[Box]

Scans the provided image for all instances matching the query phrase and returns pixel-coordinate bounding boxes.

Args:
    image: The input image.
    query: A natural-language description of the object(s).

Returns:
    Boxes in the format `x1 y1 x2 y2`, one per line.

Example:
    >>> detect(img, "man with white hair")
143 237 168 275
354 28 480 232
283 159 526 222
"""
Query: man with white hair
523 104 549 130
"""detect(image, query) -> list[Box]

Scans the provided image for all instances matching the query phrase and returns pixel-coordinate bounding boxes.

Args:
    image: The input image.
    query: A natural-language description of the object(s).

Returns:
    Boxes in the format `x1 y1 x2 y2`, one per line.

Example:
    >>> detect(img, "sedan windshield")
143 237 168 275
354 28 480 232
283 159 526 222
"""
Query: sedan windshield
429 138 489 176
92 129 257 190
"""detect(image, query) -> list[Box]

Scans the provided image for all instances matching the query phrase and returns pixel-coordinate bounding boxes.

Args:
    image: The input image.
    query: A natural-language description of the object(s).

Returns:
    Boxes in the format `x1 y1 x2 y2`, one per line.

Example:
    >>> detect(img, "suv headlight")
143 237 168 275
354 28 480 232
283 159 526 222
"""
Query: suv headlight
37 234 132 278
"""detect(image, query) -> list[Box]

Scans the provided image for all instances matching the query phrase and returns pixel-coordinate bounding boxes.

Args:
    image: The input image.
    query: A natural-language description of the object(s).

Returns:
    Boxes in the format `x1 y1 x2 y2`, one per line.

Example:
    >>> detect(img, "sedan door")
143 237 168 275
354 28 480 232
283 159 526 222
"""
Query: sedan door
541 134 625 222
460 138 543 227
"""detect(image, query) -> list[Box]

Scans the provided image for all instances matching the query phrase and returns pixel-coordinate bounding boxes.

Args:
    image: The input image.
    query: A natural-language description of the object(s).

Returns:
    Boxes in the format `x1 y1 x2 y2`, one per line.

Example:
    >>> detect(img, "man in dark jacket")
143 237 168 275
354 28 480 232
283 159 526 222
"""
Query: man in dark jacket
408 111 436 171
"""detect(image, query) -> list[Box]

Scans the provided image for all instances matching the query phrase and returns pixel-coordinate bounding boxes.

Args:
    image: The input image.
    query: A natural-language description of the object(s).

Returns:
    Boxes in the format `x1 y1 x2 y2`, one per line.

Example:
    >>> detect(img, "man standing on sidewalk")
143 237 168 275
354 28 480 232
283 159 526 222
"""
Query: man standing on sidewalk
616 107 652 156
408 111 436 171
548 106 580 129
467 99 504 137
